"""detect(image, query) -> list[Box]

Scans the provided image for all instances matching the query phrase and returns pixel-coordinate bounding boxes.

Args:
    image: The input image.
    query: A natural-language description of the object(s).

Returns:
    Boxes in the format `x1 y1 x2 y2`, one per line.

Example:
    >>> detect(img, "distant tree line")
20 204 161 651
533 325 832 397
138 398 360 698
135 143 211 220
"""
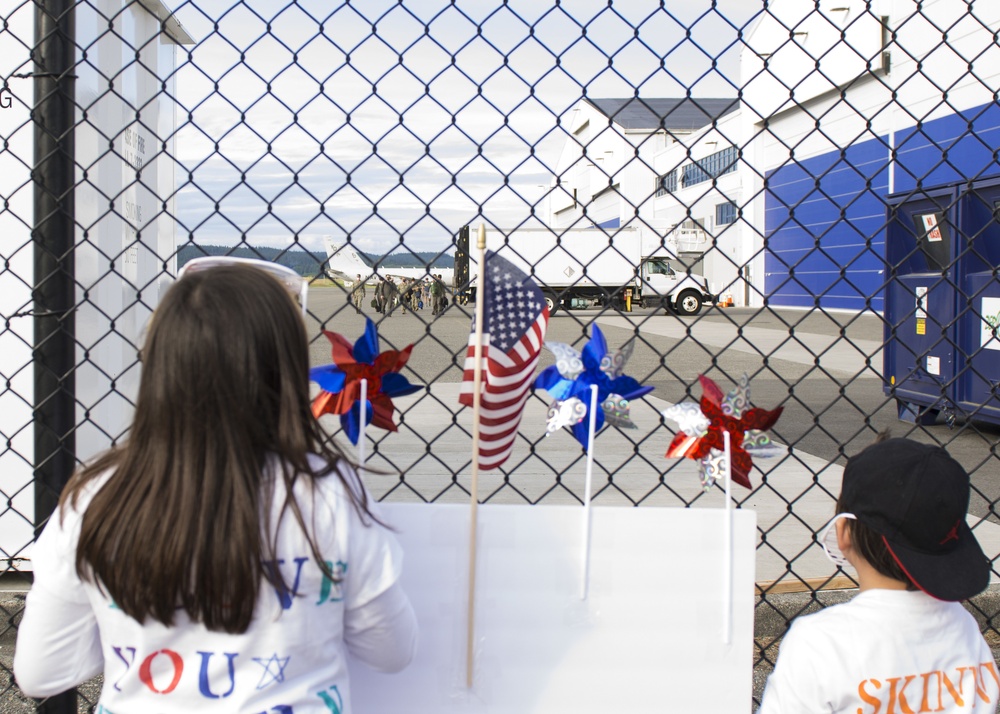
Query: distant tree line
371 251 455 269
177 244 455 275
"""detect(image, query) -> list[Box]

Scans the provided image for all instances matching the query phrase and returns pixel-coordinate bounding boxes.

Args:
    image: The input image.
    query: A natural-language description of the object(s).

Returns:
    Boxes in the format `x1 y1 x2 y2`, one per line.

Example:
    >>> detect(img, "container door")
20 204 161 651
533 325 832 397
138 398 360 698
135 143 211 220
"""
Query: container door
883 187 960 411
956 179 1000 422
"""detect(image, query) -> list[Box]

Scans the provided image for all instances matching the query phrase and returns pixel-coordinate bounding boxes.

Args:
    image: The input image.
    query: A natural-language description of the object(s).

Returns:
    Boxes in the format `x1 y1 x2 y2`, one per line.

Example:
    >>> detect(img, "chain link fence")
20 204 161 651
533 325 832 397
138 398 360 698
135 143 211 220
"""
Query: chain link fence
3 0 1000 709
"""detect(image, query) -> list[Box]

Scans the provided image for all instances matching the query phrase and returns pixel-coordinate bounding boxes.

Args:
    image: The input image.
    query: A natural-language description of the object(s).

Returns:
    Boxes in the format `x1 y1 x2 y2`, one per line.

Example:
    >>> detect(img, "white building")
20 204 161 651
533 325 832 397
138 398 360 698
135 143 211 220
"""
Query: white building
547 98 738 232
643 107 756 305
549 1 1000 312
742 0 1000 312
0 2 191 564
548 97 754 303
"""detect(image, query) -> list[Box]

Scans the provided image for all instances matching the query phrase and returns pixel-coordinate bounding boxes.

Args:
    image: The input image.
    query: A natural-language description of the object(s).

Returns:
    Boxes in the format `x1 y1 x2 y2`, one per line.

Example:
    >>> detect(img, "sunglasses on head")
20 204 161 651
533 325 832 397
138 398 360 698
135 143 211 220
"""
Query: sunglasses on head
177 256 309 316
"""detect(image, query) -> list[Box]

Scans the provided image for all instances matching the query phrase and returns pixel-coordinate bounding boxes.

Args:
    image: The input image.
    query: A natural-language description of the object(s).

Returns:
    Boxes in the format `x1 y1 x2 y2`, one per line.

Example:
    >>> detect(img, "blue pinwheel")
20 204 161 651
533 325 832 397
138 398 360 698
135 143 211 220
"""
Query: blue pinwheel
533 324 654 449
310 318 422 444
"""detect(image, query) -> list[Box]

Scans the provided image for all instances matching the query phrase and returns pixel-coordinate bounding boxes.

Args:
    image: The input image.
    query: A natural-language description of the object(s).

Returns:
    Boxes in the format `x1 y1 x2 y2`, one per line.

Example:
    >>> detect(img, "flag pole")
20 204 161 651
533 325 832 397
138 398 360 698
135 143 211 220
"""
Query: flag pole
357 378 368 469
722 430 733 645
466 223 488 688
581 383 599 600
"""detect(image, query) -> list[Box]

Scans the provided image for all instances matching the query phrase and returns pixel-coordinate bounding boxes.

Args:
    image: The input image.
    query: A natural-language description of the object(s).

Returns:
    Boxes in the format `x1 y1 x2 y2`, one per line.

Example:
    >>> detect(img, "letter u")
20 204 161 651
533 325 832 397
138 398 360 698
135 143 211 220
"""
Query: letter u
197 651 238 699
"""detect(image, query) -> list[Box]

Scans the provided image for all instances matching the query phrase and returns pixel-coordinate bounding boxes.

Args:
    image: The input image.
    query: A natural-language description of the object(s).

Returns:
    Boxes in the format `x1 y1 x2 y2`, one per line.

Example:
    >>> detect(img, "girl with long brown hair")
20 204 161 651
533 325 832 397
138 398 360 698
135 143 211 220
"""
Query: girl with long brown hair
14 262 417 712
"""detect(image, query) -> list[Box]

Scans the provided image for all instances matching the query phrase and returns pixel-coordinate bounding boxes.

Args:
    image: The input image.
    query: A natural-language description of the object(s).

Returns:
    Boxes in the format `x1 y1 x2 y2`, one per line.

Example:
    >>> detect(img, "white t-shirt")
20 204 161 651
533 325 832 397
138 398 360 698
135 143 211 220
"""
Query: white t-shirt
759 589 999 714
14 455 417 713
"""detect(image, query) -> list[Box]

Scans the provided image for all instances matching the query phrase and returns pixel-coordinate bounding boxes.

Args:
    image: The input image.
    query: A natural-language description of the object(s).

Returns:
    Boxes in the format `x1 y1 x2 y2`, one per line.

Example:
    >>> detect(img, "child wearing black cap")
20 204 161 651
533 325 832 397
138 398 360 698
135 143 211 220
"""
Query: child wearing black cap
759 436 997 713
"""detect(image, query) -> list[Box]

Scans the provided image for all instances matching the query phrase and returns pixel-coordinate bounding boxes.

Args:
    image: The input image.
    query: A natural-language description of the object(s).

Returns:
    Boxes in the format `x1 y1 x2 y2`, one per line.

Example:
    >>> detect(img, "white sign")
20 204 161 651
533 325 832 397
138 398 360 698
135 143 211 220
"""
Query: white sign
915 286 927 319
349 503 757 714
921 213 943 242
926 355 941 376
981 297 1000 352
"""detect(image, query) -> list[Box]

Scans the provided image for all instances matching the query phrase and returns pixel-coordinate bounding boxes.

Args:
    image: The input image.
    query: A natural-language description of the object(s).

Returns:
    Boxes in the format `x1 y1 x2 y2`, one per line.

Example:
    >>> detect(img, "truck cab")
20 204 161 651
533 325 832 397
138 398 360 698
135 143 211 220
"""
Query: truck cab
639 257 714 315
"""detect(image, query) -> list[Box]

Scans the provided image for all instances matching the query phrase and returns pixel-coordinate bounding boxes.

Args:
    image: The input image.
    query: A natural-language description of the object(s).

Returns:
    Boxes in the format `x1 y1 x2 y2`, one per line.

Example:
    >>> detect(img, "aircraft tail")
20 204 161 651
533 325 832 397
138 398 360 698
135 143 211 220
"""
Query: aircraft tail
323 236 373 281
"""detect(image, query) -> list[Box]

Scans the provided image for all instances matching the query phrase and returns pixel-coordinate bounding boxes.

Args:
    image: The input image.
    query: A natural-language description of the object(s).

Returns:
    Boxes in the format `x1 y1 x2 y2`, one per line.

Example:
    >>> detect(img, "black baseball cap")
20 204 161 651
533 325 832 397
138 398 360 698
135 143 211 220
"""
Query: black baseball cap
840 438 990 601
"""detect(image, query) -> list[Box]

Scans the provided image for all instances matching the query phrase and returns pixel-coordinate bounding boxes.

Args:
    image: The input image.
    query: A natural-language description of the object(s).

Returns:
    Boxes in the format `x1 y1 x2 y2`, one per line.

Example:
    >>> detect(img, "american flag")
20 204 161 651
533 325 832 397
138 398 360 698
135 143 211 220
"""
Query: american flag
459 251 549 470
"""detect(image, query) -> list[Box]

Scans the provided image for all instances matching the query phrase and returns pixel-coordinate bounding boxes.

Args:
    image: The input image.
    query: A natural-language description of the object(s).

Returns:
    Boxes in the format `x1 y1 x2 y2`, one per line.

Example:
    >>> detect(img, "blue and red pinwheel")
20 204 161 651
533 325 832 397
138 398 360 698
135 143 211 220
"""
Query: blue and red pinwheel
309 318 422 444
534 324 654 450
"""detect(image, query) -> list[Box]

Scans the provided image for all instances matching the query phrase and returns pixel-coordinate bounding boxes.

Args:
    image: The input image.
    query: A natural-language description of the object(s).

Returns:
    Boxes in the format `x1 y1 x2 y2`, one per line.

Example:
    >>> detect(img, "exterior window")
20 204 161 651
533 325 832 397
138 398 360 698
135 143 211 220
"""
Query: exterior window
655 169 678 196
716 201 738 225
682 163 709 186
681 146 738 188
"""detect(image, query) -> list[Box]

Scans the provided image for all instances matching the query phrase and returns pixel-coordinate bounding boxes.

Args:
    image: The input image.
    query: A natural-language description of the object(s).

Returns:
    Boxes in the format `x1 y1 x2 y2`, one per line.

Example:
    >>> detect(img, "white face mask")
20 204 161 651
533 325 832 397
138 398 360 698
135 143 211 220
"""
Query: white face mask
819 512 857 567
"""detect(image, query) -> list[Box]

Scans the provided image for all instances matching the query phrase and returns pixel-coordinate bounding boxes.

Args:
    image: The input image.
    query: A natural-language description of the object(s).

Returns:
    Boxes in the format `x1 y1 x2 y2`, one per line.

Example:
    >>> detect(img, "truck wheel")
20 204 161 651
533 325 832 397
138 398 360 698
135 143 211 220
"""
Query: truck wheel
544 292 559 316
673 290 703 316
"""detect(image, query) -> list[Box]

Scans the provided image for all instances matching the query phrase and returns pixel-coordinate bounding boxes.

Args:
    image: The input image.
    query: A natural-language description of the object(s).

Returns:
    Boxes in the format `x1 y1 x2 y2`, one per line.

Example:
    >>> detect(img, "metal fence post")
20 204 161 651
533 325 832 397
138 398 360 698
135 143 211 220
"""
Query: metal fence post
32 0 76 711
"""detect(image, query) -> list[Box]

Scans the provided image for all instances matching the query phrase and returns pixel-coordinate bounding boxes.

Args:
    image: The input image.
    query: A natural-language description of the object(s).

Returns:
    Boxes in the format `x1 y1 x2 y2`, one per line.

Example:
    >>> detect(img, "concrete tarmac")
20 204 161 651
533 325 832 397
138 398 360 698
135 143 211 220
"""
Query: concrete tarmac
308 290 1000 589
306 293 1000 708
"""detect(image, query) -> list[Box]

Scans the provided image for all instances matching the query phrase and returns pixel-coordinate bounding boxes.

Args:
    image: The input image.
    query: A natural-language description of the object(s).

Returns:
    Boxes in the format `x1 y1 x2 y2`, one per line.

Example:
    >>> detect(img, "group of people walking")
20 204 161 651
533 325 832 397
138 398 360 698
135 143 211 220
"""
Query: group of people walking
351 273 448 316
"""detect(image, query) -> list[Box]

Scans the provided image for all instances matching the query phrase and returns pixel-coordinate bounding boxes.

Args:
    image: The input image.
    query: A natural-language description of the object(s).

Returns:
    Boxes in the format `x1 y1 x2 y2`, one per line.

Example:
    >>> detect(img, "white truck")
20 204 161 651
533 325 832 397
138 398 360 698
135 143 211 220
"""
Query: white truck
457 226 714 315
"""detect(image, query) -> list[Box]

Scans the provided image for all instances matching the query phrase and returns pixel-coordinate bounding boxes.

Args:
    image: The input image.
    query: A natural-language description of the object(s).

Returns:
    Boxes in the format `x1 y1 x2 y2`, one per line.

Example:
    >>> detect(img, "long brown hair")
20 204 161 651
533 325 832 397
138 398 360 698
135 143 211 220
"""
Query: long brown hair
61 264 371 633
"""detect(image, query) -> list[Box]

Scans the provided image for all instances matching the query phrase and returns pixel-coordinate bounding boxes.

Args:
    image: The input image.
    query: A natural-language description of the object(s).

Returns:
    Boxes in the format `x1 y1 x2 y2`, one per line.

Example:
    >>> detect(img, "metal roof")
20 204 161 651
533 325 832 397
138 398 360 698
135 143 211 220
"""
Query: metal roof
583 97 739 132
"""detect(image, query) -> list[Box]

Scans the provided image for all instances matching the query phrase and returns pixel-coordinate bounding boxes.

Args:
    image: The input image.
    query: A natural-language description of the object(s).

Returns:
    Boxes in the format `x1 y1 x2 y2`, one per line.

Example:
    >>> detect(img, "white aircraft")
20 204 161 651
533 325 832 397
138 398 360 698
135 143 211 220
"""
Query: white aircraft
323 236 454 287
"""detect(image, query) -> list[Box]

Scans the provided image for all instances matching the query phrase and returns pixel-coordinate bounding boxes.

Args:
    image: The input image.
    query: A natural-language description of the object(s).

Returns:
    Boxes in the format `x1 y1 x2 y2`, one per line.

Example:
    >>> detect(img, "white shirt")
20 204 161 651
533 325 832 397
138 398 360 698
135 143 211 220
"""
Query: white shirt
759 589 999 714
14 456 417 713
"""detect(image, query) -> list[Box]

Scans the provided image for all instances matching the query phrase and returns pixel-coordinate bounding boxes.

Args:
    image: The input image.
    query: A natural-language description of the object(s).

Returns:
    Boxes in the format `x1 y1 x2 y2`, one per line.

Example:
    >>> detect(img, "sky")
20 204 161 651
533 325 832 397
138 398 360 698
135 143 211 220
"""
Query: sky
168 0 765 256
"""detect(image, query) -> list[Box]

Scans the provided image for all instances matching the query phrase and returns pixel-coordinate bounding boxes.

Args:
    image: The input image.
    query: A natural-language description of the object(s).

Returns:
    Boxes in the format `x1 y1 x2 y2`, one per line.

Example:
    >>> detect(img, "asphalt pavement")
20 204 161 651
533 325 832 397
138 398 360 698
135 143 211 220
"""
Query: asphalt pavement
307 290 1000 526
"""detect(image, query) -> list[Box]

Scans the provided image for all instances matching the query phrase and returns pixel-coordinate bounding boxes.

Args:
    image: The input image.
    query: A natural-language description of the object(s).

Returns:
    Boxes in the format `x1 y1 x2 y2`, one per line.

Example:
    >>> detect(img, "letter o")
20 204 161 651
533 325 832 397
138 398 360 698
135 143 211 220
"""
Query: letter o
138 649 184 694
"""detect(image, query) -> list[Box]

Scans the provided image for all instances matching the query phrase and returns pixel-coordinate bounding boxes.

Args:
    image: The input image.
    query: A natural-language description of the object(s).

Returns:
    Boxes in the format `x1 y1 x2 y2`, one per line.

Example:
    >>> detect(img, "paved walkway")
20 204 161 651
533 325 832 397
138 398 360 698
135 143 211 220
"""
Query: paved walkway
597 315 884 378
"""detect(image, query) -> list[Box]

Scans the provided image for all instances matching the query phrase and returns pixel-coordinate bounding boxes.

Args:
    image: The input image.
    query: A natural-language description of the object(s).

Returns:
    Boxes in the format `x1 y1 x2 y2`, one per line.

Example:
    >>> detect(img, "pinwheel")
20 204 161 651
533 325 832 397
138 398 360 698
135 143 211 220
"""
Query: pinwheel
310 318 422 445
534 323 654 601
663 374 783 490
662 374 782 644
534 324 654 449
